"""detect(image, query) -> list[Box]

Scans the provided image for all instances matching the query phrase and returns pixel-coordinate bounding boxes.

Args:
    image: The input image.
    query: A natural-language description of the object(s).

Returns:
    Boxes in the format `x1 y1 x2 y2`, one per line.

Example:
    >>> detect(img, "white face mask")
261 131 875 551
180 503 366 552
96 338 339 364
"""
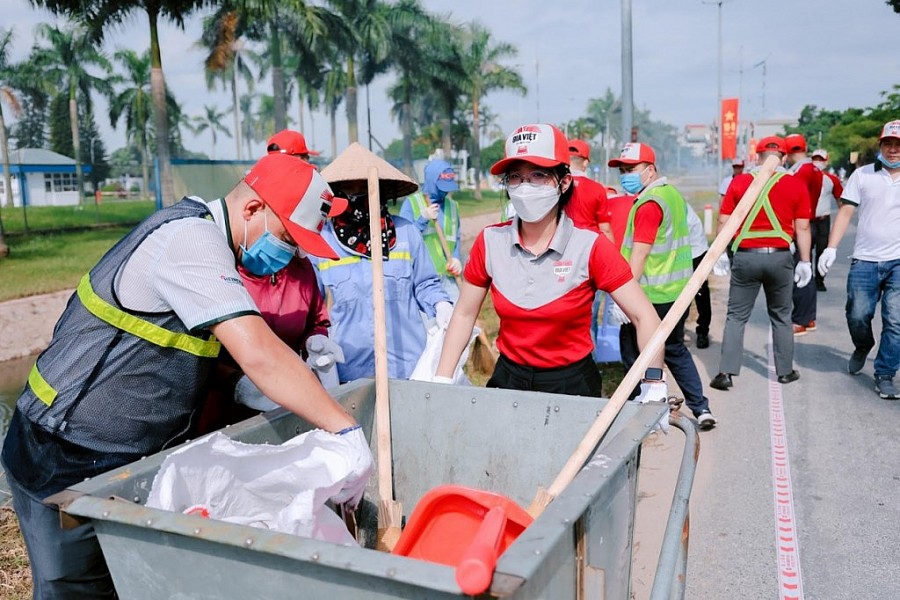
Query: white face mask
508 183 560 223
812 160 827 170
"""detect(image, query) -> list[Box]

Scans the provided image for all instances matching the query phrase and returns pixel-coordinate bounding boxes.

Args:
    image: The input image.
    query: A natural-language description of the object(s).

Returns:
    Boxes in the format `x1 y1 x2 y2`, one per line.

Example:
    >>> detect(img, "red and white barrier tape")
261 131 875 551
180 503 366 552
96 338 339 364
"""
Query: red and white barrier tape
768 340 804 600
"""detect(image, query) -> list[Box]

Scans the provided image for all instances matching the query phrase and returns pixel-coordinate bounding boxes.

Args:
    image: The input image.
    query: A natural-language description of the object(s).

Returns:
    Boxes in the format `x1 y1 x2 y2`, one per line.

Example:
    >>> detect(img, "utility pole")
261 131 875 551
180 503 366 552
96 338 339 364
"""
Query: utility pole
535 58 540 122
621 0 634 145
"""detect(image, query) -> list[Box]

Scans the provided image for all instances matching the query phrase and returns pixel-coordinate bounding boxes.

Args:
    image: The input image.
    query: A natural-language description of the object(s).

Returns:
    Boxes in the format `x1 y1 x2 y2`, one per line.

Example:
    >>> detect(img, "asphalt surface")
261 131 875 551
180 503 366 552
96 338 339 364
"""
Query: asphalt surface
633 222 900 599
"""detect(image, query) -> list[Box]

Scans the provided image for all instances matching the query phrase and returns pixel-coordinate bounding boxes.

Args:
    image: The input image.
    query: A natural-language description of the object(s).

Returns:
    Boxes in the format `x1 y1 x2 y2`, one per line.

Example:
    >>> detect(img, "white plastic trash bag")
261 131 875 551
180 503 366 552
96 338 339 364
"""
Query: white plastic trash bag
409 324 475 384
146 430 360 545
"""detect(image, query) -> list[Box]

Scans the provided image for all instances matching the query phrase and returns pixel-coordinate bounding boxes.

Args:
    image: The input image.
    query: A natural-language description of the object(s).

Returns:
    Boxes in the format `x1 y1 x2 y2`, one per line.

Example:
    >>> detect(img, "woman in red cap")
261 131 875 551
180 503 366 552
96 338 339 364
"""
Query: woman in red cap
434 123 662 396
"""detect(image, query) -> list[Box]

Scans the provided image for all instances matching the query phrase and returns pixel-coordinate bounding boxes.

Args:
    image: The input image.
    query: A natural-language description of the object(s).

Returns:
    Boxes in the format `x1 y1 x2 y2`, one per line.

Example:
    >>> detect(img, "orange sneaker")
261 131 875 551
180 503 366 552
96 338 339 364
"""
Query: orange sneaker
806 320 816 331
792 324 807 336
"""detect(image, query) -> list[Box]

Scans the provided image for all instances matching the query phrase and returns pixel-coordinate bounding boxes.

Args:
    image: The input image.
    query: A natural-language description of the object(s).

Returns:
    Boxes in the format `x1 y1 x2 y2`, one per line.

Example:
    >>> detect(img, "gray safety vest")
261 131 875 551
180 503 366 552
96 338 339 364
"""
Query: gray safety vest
17 199 222 454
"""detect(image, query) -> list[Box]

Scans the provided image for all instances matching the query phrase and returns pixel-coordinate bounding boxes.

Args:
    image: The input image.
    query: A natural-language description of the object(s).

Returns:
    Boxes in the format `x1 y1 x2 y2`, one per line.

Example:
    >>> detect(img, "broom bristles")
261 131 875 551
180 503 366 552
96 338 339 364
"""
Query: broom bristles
471 335 497 374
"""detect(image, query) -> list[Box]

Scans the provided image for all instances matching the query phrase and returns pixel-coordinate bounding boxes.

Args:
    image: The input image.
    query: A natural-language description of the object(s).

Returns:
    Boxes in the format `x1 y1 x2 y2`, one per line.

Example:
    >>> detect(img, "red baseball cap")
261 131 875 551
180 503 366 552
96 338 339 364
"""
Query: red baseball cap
607 142 656 167
243 153 346 259
568 139 591 160
880 120 900 140
267 129 320 157
755 135 787 154
784 133 807 153
490 123 570 175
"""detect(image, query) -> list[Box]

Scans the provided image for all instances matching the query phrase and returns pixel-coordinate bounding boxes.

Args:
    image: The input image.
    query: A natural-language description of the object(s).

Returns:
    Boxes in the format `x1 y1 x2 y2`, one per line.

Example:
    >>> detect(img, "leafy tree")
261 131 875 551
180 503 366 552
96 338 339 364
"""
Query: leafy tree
0 26 22 234
887 0 900 14
192 104 232 159
32 22 113 204
82 111 110 192
109 48 153 196
30 0 215 207
458 21 525 197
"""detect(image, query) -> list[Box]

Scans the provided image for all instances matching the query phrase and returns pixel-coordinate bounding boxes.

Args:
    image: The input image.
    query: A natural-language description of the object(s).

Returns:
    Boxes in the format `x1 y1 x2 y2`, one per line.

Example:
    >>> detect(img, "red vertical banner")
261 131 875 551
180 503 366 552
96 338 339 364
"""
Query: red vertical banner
721 97 739 160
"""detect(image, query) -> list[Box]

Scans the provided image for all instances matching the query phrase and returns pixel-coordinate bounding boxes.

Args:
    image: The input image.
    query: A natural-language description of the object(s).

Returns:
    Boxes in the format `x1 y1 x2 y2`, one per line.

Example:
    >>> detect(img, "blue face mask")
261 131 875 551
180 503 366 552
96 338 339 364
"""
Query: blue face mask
240 210 296 276
877 152 900 169
619 168 646 194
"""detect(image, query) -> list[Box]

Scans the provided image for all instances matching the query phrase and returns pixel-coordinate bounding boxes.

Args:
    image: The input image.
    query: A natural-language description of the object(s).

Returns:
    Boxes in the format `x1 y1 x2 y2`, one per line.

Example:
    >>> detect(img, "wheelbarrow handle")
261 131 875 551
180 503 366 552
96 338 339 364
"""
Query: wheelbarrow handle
455 506 508 595
528 155 782 517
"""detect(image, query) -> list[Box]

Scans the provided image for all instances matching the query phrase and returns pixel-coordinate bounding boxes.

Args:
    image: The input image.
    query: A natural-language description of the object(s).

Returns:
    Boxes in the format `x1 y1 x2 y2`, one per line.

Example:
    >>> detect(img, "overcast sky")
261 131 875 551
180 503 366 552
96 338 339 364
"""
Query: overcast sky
5 0 899 160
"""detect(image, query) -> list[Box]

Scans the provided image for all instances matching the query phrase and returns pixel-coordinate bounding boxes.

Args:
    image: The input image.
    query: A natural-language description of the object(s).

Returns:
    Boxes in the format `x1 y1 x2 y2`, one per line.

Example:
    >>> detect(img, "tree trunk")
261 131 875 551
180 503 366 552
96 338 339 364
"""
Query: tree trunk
149 11 174 207
270 22 287 132
329 105 337 159
232 65 242 160
402 98 413 177
69 87 84 205
441 113 452 160
297 88 305 134
345 54 357 144
0 104 10 256
472 96 482 199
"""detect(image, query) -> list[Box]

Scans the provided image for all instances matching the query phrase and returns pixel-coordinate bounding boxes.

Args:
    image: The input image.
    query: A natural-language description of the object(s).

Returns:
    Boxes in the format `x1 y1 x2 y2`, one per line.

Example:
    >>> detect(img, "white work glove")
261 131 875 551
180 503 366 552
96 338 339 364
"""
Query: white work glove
446 257 463 276
789 241 796 255
432 375 453 384
233 375 278 412
435 301 454 330
794 261 812 288
818 247 836 276
423 203 440 221
712 253 731 277
329 426 374 510
306 335 344 372
609 301 631 325
634 380 670 433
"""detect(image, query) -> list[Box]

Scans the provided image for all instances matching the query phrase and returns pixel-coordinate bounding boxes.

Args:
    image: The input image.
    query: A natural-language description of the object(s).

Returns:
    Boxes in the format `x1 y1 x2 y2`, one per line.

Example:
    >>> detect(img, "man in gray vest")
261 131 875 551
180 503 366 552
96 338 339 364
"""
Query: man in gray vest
1 153 373 598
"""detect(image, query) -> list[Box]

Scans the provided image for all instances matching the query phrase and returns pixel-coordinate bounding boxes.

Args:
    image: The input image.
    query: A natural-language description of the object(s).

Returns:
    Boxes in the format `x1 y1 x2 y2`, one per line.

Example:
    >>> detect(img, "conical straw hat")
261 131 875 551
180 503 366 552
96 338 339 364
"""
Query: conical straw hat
321 142 419 200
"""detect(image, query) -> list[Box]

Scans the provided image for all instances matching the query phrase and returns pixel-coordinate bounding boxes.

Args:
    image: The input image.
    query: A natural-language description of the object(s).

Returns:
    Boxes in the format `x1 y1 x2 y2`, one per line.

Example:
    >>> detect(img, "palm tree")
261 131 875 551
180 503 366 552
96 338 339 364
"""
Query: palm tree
192 104 232 159
458 22 525 197
324 0 390 145
29 0 213 207
0 27 20 255
200 8 257 160
109 48 153 196
32 23 112 205
322 62 346 158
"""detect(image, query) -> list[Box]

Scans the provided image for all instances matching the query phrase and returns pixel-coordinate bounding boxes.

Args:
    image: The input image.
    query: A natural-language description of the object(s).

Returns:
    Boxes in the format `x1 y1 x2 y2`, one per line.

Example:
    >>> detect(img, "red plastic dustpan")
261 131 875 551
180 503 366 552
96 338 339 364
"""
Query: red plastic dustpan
392 485 534 594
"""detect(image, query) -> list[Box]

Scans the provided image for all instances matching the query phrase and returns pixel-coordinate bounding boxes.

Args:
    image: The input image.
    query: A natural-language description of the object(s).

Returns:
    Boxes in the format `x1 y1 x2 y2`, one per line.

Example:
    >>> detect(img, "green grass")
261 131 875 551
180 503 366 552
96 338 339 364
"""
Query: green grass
0 227 131 301
451 190 505 219
0 200 155 235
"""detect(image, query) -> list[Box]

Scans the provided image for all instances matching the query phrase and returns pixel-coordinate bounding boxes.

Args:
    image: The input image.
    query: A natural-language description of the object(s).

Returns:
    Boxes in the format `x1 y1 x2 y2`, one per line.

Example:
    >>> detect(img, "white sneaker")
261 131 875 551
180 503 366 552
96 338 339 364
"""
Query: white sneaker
697 410 717 430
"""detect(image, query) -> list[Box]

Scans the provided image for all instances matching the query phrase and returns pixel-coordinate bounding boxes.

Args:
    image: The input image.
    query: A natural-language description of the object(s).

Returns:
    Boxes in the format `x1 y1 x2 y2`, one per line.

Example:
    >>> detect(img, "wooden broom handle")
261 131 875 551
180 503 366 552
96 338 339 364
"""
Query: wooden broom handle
368 167 393 503
541 155 781 501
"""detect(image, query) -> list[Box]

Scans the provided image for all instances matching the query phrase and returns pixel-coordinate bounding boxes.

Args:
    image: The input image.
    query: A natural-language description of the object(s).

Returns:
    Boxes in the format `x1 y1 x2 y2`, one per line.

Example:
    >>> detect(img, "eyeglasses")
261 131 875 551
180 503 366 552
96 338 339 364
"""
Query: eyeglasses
502 170 555 189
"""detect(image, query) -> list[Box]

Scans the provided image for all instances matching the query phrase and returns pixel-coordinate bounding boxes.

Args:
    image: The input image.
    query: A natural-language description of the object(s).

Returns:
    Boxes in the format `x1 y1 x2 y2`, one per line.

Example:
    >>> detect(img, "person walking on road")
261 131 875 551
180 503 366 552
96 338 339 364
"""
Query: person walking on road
435 124 663 397
609 142 717 429
818 119 900 400
810 148 844 292
718 158 745 199
0 154 373 598
686 204 713 348
710 136 813 392
785 134 824 335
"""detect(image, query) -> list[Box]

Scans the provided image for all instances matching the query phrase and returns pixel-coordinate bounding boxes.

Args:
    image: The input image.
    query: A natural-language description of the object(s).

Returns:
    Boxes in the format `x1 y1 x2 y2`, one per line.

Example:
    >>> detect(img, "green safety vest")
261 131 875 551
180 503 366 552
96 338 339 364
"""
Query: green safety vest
622 183 694 303
406 191 458 276
730 172 793 251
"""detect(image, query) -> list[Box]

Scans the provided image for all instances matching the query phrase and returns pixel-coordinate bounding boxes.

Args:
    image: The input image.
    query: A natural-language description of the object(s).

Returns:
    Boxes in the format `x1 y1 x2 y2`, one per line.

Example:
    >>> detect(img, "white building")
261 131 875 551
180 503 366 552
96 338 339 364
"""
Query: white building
0 148 91 207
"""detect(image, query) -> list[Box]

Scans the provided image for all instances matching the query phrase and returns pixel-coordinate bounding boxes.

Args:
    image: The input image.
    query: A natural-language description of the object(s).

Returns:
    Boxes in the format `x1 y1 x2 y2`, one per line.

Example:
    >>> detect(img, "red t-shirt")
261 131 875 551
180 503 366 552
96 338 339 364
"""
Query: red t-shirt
631 202 664 245
565 175 611 233
607 194 636 248
464 219 633 368
721 172 811 248
793 161 824 215
825 172 844 200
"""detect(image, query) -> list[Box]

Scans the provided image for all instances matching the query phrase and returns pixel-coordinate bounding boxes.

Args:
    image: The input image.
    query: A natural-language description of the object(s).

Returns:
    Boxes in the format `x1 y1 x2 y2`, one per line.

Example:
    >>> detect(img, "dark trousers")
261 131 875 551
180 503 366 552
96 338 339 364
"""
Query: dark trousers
693 253 712 336
792 245 818 326
620 301 710 416
487 353 603 397
812 215 831 287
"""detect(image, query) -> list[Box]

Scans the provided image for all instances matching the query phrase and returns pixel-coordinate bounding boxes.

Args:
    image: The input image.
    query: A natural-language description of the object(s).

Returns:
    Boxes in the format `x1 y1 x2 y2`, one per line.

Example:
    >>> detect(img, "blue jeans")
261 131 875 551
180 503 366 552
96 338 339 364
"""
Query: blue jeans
846 258 900 379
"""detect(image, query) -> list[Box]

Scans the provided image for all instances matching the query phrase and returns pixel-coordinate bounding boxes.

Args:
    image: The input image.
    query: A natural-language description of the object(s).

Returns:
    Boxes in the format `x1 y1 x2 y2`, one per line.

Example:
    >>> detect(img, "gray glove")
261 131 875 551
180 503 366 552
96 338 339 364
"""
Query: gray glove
233 375 278 412
330 426 374 510
306 335 344 387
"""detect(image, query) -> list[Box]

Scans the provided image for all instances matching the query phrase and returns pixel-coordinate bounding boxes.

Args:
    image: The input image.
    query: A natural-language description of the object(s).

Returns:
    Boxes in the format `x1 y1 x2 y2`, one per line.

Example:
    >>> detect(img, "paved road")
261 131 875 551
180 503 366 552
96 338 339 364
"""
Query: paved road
633 222 900 599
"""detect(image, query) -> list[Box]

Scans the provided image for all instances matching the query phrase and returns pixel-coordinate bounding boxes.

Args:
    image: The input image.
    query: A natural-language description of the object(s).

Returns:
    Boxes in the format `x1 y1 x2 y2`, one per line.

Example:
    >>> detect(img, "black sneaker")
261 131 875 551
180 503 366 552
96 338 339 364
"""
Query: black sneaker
816 280 827 292
697 410 717 430
777 370 800 384
848 348 868 375
875 377 899 400
710 372 733 390
696 333 710 349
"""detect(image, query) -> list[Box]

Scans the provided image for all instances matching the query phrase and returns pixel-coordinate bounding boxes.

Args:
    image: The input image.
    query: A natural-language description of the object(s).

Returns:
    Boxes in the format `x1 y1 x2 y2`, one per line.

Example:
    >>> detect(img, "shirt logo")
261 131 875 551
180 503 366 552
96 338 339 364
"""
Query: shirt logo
220 274 243 286
553 260 573 282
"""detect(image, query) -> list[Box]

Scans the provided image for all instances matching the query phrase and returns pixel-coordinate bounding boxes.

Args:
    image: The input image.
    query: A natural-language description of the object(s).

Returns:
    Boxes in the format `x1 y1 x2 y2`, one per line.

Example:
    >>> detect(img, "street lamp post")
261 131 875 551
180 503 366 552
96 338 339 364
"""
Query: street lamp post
704 0 731 186
621 0 634 144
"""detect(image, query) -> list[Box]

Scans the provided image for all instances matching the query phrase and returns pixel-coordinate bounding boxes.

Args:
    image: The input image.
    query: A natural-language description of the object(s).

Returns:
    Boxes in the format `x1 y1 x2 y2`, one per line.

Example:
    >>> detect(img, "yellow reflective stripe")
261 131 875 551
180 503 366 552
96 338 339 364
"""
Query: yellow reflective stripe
76 274 221 358
318 251 412 271
28 364 57 407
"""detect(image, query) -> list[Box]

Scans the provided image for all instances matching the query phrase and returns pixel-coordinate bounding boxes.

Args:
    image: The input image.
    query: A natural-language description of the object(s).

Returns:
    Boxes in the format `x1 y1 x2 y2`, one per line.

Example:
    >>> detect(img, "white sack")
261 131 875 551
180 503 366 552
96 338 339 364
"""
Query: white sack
146 430 359 545
409 324 475 385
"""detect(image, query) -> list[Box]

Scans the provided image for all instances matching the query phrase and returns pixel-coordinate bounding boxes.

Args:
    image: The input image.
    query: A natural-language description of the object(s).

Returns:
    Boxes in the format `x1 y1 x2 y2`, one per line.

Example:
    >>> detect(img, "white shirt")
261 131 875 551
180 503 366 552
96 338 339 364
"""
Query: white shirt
841 163 900 261
116 198 259 331
685 204 709 258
